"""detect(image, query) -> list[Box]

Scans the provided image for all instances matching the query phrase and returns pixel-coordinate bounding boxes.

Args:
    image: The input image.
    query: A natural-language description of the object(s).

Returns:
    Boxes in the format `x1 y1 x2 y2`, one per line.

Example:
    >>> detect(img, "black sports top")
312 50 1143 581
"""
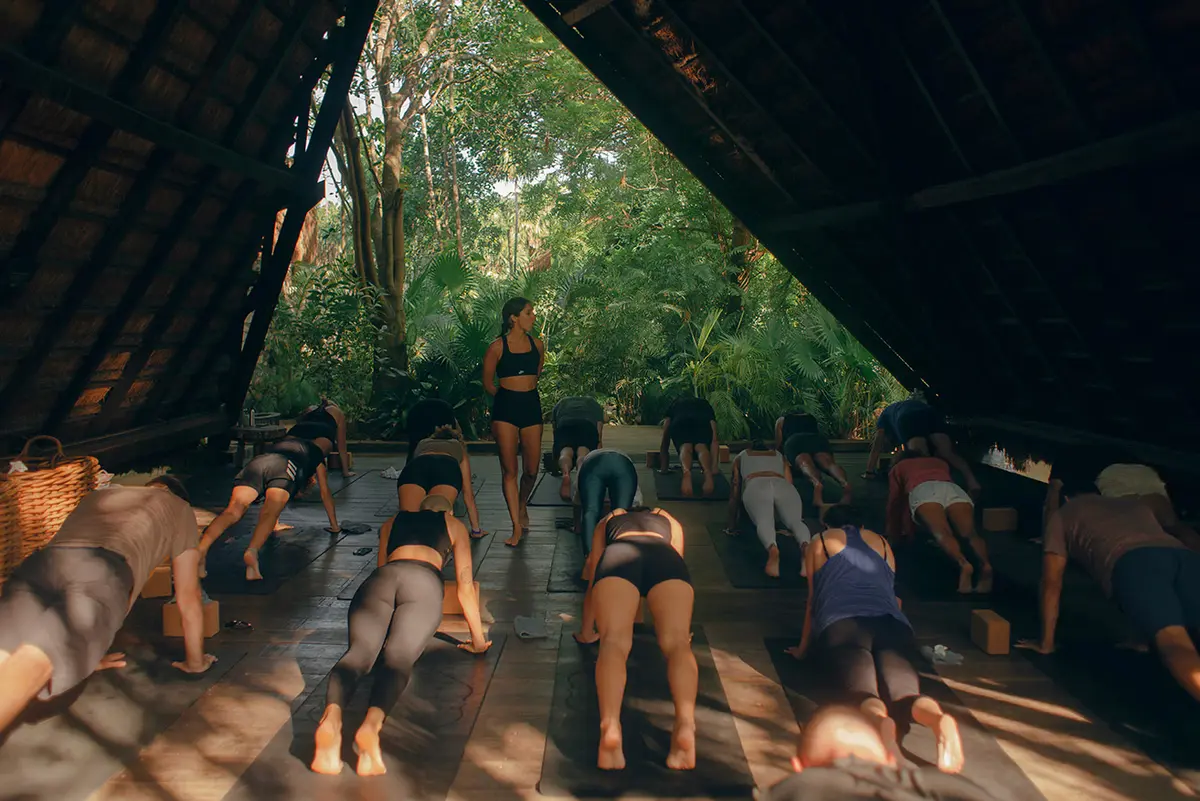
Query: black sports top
287 419 337 443
266 437 326 486
606 510 672 544
496 333 540 379
388 510 453 564
301 402 337 429
781 411 819 440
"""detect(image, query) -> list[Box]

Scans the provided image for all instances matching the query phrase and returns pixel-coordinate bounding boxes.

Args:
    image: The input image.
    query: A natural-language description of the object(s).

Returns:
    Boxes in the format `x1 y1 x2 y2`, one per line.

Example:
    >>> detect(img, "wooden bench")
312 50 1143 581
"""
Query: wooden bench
231 423 287 468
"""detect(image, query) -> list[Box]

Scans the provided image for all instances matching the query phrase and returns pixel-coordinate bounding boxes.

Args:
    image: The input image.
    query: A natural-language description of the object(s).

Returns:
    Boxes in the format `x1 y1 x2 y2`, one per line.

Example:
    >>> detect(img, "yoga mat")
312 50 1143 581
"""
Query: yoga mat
203 526 347 596
764 638 1045 801
547 529 588 593
290 469 372 502
375 475 486 517
528 472 573 507
706 522 808 589
652 470 731 501
222 634 506 800
337 532 496 600
1019 643 1200 792
891 539 996 605
0 644 242 801
538 626 755 798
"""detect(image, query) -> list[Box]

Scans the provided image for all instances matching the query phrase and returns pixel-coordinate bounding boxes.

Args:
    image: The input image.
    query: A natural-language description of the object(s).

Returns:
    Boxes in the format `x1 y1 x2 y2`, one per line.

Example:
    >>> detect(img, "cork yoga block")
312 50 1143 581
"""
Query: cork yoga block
140 564 173 598
442 581 481 615
970 609 1010 655
983 507 1018 532
327 452 354 471
163 598 220 638
718 444 730 463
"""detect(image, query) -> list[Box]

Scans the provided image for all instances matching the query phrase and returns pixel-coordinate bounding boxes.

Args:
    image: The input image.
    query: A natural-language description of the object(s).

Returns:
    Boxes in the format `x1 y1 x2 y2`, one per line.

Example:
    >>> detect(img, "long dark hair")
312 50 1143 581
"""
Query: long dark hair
500 296 531 336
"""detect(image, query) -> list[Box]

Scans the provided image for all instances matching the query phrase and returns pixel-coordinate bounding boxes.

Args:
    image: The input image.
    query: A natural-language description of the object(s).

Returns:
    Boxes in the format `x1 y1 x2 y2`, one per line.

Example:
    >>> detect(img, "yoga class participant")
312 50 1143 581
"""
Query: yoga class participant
775 409 851 507
787 507 965 774
292 397 354 478
482 297 544 546
885 442 993 594
864 395 980 498
574 448 640 561
406 397 459 446
198 435 340 580
576 507 696 771
658 394 719 497
551 395 605 500
311 496 490 776
0 477 216 732
398 425 484 538
728 439 812 578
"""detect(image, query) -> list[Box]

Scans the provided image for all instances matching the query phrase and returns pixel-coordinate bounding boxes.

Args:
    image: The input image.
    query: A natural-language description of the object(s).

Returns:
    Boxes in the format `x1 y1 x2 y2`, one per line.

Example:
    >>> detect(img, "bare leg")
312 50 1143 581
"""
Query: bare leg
518 423 542 531
859 697 903 765
0 645 53 732
946 502 992 593
354 706 388 776
593 577 641 770
765 544 781 578
198 485 258 558
493 421 523 544
244 488 291 581
815 453 852 505
679 443 695 497
910 696 964 772
794 453 825 508
647 579 698 769
559 447 575 499
311 704 344 774
915 503 973 594
1154 626 1200 703
694 444 715 496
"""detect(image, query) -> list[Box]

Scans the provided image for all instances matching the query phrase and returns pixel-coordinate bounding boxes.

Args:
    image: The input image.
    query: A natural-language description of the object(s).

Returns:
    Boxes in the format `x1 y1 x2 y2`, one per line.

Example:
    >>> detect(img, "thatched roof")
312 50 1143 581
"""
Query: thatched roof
524 0 1200 465
0 0 377 464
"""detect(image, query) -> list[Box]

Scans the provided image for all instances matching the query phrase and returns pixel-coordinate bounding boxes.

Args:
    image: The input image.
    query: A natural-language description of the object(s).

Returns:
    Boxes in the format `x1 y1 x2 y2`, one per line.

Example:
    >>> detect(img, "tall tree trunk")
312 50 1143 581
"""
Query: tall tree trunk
511 173 519 273
448 131 463 260
419 113 444 242
334 102 378 288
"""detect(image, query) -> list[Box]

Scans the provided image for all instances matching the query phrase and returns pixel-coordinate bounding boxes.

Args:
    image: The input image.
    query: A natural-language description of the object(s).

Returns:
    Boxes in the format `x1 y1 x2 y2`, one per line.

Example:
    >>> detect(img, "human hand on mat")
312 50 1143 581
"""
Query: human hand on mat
574 630 600 645
96 652 127 671
784 644 807 661
723 527 739 537
1014 639 1055 655
459 639 493 655
325 526 343 535
174 654 218 674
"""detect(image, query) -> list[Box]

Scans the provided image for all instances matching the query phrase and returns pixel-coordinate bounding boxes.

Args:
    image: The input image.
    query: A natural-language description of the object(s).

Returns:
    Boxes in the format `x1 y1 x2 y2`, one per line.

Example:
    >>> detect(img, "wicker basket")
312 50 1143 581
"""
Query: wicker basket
0 436 101 585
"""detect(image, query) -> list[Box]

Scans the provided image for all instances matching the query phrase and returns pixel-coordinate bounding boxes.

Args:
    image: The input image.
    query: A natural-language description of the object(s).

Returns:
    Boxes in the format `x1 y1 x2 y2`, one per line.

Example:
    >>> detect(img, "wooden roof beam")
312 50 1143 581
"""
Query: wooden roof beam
562 0 614 27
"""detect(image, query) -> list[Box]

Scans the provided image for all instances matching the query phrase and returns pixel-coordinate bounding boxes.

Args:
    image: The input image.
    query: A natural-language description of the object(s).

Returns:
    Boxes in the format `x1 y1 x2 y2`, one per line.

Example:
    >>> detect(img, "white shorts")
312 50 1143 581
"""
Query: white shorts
1095 464 1169 500
908 480 973 519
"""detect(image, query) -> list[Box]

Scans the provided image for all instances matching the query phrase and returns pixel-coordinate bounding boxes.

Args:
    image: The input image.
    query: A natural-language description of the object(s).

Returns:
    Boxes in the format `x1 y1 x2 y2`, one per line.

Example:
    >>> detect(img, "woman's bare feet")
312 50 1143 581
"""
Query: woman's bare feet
765 546 781 578
560 476 572 501
244 548 263 581
877 715 904 766
311 716 343 775
838 484 852 506
956 561 974 594
504 528 522 547
680 471 694 497
354 724 387 776
598 721 625 770
701 472 715 496
519 504 530 531
812 483 824 508
974 567 994 594
935 714 965 773
666 719 696 770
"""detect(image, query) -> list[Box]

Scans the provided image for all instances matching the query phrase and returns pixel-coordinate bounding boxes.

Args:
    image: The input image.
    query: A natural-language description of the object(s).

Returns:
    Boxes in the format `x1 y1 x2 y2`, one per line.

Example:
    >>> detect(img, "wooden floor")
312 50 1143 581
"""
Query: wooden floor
4 426 1196 800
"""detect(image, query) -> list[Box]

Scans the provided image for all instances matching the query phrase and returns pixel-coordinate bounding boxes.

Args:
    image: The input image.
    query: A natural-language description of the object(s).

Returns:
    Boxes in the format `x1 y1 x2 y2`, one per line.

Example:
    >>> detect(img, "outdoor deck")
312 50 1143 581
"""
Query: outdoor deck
0 427 1195 801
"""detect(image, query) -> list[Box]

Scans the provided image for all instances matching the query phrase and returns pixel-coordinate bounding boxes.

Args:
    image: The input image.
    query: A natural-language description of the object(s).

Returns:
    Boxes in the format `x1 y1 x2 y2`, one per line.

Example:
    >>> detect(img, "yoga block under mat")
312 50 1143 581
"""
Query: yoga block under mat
0 645 240 801
706 522 808 589
441 580 481 614
529 472 573 507
763 637 1046 801
538 626 755 798
983 507 1018 532
970 609 1010 655
652 470 731 501
163 597 220 637
141 563 172 598
223 634 506 801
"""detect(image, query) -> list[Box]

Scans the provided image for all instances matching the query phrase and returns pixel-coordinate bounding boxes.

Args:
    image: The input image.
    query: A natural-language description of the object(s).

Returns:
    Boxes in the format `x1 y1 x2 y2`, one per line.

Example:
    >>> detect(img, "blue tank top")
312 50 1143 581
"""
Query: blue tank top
811 526 910 637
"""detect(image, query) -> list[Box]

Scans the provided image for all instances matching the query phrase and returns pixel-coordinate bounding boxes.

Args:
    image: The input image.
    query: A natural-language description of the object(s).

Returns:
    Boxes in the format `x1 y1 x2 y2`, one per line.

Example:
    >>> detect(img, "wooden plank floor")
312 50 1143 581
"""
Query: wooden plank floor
10 426 1195 800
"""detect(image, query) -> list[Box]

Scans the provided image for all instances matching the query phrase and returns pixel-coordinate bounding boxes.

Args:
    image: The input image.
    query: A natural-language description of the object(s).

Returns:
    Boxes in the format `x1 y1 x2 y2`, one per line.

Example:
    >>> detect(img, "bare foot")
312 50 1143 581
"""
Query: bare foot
839 485 852 506
765 547 780 578
812 484 824 508
666 720 696 770
956 561 974 594
519 504 530 531
974 568 994 594
504 529 522 547
877 715 904 766
935 714 965 773
560 477 572 501
311 719 343 775
680 472 694 497
273 522 294 532
702 473 715 496
244 549 263 581
598 721 625 770
354 726 387 776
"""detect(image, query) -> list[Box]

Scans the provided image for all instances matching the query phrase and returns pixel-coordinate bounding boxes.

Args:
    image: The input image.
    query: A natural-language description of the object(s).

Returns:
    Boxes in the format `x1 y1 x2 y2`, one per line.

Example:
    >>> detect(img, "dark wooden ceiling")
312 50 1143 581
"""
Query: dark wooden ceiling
523 0 1200 461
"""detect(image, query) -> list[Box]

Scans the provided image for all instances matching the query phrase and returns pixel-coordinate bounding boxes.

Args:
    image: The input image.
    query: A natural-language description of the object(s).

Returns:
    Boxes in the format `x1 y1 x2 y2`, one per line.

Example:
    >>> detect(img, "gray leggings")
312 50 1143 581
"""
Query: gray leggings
742 476 811 551
326 560 444 712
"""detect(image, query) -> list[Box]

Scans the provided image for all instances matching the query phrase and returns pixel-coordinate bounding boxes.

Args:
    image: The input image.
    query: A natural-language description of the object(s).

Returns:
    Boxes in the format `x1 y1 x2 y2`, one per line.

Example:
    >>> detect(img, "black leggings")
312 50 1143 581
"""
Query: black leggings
815 615 922 718
326 560 444 712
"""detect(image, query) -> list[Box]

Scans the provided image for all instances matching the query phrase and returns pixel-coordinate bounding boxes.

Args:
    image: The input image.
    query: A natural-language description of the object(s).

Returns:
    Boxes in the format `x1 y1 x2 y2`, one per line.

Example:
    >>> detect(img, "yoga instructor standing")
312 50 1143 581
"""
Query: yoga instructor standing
482 297 545 547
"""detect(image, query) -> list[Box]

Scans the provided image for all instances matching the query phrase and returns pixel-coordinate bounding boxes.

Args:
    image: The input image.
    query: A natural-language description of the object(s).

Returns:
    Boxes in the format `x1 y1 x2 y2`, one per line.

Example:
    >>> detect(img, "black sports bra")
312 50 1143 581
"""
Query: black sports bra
287 420 336 443
388 510 452 564
606 510 672 544
496 333 540 379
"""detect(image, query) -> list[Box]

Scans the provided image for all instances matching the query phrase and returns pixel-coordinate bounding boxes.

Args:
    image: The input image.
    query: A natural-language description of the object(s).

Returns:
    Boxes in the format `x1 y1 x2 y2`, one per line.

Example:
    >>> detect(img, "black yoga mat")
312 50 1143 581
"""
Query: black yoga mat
652 470 731 501
547 528 588 593
290 469 372 502
1019 643 1200 792
203 526 347 595
764 638 1045 801
337 532 496 601
222 634 506 800
891 539 997 605
0 644 241 801
538 626 755 798
706 522 809 589
528 472 573 507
